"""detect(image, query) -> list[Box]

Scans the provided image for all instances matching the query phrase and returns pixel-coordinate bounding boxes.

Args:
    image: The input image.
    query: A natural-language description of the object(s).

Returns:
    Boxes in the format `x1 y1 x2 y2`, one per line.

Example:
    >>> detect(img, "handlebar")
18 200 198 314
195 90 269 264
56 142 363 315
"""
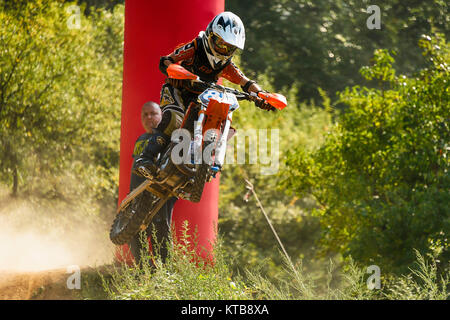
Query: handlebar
166 64 287 110
184 78 255 101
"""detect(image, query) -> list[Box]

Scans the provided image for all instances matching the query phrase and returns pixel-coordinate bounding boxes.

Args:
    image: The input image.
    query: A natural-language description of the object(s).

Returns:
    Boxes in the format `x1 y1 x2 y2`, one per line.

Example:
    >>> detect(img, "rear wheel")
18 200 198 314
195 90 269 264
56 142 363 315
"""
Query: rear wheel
110 190 167 245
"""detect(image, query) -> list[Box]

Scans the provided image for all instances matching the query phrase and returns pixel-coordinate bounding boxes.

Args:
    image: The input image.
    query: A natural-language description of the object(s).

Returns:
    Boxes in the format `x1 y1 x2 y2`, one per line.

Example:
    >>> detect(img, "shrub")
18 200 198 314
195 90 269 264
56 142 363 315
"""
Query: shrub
281 35 449 275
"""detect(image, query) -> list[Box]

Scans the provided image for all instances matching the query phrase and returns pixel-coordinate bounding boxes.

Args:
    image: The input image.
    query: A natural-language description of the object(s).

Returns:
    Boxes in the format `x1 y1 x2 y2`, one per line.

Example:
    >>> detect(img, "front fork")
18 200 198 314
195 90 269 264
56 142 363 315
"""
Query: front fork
193 105 232 175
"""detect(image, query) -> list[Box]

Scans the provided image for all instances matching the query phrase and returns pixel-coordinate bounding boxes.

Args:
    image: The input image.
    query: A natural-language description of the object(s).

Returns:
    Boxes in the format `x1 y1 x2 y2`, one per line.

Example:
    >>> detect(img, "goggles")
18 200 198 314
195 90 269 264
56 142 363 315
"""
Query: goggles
211 34 237 56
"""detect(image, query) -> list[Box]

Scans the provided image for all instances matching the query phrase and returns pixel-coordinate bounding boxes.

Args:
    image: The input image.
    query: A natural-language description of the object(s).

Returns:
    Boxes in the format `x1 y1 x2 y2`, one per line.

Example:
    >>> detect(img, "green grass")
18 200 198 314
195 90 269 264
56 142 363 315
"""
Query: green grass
102 222 251 300
95 223 449 300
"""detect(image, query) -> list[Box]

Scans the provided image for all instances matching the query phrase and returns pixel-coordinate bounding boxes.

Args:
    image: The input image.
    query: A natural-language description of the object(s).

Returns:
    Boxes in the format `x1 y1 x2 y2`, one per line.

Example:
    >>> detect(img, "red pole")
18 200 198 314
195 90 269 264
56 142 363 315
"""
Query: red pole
116 0 224 264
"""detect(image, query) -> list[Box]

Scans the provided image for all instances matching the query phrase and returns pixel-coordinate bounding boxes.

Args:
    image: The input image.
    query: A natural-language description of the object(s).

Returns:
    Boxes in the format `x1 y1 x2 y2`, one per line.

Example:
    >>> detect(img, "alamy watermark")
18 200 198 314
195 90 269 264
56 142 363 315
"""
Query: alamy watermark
170 127 280 175
66 5 81 30
366 265 381 290
66 265 81 290
366 5 381 30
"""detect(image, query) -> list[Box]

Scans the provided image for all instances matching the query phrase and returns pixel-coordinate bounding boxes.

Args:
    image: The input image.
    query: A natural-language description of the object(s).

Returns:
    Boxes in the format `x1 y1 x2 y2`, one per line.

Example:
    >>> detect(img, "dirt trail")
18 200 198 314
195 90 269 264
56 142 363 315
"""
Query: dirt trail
0 189 116 300
0 268 80 300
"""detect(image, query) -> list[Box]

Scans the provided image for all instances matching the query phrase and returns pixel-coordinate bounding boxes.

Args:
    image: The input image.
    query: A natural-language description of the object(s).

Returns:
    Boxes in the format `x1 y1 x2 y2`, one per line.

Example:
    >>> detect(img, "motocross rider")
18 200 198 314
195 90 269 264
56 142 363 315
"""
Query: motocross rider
134 11 275 177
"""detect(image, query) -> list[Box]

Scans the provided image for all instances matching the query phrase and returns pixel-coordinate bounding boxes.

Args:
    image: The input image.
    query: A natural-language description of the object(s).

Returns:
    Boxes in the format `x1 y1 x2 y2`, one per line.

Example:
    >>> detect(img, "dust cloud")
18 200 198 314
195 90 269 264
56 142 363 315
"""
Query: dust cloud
0 193 115 272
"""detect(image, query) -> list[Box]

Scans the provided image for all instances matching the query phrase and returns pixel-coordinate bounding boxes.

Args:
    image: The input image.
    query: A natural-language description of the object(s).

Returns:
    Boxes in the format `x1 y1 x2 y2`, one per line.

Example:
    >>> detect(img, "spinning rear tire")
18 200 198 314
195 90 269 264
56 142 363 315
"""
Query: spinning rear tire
110 190 166 245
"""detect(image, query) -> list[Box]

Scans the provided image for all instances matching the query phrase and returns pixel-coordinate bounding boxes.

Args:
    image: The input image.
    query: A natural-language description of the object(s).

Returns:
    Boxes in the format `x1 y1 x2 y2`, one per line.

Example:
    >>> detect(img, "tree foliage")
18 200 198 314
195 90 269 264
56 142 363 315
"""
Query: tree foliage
281 35 449 274
0 0 123 199
227 0 449 103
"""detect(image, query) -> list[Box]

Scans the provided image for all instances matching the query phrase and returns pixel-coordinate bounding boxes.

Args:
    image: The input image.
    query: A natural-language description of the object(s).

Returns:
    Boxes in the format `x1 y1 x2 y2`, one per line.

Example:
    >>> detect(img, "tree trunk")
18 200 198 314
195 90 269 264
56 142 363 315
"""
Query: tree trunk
12 166 18 197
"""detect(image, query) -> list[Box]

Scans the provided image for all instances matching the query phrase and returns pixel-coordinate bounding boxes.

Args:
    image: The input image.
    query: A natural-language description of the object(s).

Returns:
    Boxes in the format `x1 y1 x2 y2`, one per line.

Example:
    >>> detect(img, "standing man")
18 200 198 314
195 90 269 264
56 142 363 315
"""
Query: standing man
128 101 177 267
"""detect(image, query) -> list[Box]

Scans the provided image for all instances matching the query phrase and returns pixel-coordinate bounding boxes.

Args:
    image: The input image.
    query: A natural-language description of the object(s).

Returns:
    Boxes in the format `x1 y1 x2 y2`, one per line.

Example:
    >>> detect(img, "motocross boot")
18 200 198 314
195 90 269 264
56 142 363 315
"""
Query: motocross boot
134 132 170 179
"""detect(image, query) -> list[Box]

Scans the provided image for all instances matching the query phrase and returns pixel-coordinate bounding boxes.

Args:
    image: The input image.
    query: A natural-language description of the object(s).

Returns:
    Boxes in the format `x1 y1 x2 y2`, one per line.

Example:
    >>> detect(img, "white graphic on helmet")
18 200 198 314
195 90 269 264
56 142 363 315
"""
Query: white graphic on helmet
202 12 245 70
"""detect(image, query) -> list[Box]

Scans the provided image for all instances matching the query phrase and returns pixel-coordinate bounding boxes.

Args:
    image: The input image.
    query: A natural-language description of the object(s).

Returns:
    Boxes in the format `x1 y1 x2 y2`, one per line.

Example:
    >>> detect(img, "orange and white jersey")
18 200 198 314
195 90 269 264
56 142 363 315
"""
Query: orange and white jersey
164 34 247 85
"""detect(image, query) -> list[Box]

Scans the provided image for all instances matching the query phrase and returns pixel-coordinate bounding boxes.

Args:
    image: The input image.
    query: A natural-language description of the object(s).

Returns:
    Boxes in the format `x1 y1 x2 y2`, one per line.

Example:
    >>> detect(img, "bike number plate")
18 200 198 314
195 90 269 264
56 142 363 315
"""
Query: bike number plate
199 89 239 110
199 89 224 105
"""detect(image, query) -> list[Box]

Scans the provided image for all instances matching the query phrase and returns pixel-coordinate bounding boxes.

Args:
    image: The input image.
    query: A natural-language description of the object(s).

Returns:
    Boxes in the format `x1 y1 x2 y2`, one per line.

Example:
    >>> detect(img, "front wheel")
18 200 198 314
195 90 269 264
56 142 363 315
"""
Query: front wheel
189 163 210 203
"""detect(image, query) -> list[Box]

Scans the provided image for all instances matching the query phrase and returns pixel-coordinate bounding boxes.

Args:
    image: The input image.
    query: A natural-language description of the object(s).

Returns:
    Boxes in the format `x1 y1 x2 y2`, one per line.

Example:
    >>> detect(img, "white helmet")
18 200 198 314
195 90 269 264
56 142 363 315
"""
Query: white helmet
202 12 245 69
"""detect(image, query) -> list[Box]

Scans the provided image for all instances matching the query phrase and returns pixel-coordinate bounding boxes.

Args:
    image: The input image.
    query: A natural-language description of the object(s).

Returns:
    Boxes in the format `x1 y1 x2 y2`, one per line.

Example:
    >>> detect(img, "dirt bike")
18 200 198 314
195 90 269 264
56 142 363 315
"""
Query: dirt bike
109 64 287 245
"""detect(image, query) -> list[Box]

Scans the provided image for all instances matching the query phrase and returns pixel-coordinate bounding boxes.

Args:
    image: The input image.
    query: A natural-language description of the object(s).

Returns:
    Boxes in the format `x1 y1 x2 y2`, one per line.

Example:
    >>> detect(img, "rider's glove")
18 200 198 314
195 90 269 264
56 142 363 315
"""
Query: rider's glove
255 98 276 112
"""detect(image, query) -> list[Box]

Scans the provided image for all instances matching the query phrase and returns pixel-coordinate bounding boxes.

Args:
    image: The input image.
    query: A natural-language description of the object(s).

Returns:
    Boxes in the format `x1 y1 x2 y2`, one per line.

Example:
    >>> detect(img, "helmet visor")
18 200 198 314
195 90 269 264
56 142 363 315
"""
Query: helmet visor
211 34 237 56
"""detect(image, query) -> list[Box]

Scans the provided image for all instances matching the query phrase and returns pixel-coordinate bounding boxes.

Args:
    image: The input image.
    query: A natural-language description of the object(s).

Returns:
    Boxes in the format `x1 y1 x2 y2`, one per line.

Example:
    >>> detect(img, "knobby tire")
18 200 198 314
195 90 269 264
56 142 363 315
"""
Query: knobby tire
110 190 166 245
